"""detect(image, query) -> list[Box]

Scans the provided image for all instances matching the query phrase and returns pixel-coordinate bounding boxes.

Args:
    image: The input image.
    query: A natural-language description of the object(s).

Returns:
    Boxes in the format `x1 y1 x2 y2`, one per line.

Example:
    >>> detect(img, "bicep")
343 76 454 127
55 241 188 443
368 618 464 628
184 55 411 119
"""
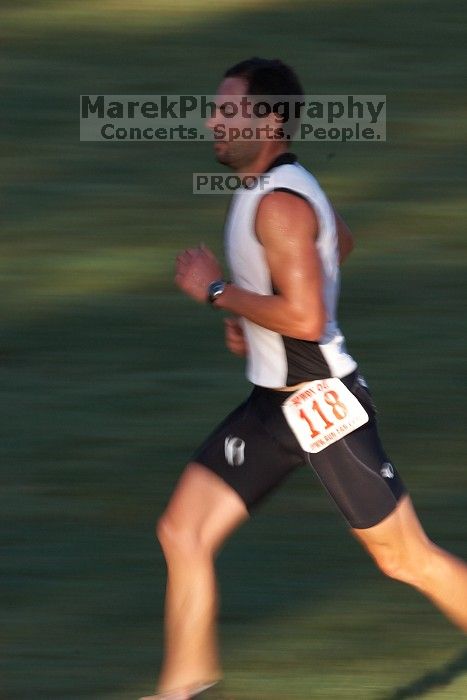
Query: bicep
256 192 325 310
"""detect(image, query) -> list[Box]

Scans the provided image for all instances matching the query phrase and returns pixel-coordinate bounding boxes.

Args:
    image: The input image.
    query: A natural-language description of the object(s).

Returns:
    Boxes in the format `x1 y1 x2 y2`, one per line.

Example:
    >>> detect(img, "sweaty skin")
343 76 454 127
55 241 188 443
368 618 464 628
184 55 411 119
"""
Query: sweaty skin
175 192 326 341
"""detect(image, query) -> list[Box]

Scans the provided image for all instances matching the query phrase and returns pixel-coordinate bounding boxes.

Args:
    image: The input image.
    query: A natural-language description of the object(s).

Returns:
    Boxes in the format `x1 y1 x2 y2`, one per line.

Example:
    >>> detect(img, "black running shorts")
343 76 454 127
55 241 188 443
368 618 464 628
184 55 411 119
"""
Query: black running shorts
191 370 407 529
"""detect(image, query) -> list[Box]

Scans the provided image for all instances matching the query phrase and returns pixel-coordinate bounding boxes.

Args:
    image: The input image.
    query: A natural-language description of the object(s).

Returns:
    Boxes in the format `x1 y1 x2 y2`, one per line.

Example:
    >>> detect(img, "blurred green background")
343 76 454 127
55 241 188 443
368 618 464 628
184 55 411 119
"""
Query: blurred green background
1 1 466 698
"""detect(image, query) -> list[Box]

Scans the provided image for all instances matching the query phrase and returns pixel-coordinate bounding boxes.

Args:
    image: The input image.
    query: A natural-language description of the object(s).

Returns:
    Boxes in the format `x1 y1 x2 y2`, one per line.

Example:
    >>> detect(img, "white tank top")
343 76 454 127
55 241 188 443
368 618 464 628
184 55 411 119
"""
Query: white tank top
225 153 357 388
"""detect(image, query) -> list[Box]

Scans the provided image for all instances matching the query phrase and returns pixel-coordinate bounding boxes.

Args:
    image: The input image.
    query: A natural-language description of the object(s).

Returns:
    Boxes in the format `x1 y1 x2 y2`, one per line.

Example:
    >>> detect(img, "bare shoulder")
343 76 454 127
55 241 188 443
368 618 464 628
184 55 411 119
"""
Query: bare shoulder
255 190 318 244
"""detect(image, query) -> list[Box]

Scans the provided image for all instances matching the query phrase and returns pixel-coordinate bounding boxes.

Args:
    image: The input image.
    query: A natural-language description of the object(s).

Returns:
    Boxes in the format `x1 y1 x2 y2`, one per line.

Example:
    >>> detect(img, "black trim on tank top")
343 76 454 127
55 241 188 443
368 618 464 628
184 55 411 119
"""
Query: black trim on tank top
264 152 298 171
283 336 332 385
271 285 332 383
272 187 308 202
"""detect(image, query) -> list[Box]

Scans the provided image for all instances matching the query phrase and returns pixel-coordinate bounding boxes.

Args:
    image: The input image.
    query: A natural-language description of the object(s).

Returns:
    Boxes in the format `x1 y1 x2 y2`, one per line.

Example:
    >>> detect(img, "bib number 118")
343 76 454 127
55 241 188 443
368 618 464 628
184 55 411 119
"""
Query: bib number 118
299 390 348 438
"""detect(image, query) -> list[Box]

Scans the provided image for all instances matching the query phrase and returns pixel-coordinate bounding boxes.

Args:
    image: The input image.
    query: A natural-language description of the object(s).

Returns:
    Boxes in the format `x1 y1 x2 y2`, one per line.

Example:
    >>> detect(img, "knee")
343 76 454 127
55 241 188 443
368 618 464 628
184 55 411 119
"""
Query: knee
156 513 211 561
373 549 413 583
371 543 434 588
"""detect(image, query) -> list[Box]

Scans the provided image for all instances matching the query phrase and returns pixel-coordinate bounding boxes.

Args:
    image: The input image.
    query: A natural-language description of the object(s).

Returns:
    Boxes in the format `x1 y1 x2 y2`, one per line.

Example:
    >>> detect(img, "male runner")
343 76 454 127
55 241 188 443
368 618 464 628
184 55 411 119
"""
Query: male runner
141 58 467 700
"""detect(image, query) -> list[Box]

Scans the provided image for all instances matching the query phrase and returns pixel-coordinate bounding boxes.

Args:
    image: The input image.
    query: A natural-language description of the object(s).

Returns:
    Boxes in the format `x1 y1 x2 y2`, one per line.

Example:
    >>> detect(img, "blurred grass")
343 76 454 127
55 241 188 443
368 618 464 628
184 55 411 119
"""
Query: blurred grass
1 0 466 698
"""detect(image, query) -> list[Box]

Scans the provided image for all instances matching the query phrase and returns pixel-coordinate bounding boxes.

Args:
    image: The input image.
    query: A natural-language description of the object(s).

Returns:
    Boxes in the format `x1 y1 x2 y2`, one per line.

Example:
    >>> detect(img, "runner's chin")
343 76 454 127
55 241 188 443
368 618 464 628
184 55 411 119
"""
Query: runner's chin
214 142 229 164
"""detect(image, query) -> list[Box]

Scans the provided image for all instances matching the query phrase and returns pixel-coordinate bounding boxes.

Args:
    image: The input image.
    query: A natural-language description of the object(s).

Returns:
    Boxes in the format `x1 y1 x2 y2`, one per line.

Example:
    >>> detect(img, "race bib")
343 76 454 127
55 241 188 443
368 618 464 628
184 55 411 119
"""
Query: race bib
282 377 369 453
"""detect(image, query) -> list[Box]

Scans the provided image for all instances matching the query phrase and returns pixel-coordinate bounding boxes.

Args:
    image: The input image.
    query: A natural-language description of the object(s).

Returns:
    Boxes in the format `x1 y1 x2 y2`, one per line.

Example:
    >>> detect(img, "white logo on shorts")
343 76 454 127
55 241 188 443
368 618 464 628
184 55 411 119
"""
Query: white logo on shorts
224 435 245 466
381 462 394 479
357 374 369 389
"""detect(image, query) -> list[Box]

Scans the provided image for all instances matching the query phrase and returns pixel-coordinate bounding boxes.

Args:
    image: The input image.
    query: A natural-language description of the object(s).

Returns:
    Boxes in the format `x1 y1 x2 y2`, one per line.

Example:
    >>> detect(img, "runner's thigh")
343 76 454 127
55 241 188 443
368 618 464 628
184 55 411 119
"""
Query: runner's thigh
192 387 305 513
307 377 407 529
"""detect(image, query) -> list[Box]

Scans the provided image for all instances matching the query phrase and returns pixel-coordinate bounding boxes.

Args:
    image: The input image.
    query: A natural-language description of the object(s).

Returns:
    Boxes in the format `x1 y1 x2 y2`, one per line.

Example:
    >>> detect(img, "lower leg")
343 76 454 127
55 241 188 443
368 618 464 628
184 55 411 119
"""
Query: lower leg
413 541 467 631
154 463 249 695
158 550 222 693
353 495 467 632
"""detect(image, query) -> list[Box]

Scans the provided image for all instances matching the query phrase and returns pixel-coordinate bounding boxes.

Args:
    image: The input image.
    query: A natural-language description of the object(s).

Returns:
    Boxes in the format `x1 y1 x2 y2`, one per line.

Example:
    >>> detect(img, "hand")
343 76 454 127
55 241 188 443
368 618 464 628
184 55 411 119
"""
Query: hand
224 316 247 356
175 245 223 303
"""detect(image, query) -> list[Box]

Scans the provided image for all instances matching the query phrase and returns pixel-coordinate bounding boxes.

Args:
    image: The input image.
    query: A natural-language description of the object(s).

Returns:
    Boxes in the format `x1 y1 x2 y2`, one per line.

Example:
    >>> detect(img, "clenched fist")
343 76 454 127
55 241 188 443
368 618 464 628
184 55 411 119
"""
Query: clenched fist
175 245 223 303
224 316 248 356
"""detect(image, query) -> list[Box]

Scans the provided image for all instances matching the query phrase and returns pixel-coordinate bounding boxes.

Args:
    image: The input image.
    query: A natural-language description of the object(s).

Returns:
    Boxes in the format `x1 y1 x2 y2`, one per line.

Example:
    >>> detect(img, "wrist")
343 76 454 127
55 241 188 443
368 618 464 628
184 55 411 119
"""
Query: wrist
207 279 229 307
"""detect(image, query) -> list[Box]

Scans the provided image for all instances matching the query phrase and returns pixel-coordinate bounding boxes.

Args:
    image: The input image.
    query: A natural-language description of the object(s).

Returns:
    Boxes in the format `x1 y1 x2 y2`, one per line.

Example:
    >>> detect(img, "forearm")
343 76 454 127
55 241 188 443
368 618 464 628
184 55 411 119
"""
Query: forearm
214 283 323 341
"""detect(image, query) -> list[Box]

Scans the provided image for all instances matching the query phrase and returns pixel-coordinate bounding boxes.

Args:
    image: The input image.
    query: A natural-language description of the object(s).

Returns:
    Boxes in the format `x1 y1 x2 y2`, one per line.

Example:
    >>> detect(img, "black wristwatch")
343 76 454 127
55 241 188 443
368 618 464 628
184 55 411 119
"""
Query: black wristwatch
207 279 227 305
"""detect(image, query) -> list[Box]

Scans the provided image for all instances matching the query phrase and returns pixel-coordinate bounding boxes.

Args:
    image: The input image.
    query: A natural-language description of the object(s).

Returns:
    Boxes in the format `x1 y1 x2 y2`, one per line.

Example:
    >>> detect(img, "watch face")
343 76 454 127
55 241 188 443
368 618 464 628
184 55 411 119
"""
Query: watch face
208 280 225 303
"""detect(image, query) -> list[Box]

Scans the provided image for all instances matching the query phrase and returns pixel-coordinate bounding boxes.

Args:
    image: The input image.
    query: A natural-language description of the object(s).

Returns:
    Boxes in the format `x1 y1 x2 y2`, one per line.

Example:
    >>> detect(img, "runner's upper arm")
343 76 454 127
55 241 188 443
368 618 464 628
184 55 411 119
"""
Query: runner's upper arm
255 191 326 340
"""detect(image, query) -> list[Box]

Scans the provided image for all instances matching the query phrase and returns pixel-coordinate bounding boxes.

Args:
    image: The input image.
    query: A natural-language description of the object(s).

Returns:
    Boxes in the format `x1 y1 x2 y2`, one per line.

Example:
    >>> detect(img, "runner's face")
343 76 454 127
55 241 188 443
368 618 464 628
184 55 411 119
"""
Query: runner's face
206 77 263 171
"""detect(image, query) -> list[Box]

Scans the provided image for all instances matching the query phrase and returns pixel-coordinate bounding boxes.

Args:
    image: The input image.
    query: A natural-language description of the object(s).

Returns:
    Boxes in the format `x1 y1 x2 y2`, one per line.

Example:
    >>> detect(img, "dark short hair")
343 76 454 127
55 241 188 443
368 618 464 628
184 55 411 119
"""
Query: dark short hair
224 57 304 136
224 57 304 97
